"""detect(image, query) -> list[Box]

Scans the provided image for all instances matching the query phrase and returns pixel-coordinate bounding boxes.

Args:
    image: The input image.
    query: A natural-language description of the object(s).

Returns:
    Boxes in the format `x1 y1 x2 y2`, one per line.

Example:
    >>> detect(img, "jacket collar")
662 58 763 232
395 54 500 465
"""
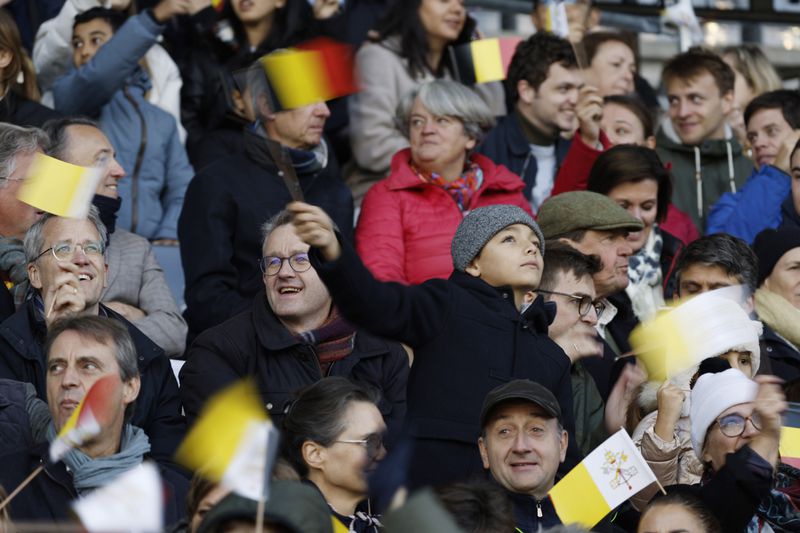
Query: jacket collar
251 293 390 359
500 112 536 157
384 148 523 193
252 292 310 351
0 298 163 365
657 117 742 155
448 271 553 332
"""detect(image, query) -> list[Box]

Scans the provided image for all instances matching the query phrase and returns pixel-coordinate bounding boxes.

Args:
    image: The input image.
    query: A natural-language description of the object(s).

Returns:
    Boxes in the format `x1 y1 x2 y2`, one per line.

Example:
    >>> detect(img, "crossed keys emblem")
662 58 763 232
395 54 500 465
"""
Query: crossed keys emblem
601 449 638 490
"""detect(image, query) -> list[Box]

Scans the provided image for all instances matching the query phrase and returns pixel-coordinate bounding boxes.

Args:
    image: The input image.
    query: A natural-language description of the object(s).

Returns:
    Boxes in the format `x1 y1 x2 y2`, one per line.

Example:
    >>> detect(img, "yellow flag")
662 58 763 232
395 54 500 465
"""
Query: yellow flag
175 380 267 482
549 429 657 528
17 153 102 218
470 39 504 83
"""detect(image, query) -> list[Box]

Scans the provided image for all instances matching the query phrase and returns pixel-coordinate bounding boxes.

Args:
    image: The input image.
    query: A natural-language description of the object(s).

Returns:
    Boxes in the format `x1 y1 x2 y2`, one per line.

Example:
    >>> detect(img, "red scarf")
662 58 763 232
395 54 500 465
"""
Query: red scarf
294 307 356 376
411 161 483 211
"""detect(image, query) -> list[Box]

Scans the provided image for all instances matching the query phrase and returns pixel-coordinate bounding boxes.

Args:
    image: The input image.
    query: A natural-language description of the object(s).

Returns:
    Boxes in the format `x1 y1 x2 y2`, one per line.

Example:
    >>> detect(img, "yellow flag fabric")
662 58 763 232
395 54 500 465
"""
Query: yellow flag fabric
780 426 800 465
470 39 504 83
261 49 331 110
629 309 691 383
549 429 657 528
17 153 102 218
175 380 267 481
331 516 349 533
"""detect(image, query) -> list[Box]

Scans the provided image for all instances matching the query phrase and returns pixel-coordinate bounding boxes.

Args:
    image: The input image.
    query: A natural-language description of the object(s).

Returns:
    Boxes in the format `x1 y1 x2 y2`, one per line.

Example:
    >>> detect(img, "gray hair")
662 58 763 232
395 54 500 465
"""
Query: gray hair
395 80 495 143
42 116 101 160
260 210 295 251
0 123 49 188
24 205 108 264
260 209 339 251
44 315 140 421
44 315 139 383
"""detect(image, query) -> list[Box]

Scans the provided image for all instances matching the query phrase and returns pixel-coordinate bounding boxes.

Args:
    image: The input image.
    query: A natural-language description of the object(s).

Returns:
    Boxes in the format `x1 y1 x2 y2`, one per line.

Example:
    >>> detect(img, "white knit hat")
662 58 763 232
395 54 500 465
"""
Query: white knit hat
690 368 758 457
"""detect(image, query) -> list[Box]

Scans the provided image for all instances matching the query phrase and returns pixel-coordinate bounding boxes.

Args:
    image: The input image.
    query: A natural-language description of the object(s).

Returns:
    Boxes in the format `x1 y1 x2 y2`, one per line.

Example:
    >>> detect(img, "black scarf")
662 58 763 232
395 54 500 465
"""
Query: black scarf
244 125 327 178
92 194 122 242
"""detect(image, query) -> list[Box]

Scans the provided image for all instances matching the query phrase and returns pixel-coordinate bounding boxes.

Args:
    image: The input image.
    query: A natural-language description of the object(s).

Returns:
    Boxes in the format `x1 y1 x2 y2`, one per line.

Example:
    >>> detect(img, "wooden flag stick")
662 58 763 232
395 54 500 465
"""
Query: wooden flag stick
0 465 45 513
255 496 266 533
654 476 667 495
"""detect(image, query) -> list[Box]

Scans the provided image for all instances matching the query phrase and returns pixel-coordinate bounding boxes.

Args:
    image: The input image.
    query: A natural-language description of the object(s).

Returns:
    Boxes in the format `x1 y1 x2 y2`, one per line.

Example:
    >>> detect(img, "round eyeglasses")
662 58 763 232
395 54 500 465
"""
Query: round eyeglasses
715 412 761 438
259 253 312 276
537 289 605 319
334 433 384 459
34 240 105 262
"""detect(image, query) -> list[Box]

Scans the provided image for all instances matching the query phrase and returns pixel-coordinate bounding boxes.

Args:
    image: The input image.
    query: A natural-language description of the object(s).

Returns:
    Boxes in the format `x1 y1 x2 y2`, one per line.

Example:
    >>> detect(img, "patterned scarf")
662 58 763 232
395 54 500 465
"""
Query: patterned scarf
295 307 356 376
626 228 665 321
412 161 483 212
747 462 800 532
628 227 663 287
0 236 29 309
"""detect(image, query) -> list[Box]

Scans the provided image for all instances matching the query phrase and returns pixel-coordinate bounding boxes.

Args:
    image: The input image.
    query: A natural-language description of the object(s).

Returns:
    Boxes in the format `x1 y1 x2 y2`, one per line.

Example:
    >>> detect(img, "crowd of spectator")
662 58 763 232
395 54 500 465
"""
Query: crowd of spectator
0 0 800 531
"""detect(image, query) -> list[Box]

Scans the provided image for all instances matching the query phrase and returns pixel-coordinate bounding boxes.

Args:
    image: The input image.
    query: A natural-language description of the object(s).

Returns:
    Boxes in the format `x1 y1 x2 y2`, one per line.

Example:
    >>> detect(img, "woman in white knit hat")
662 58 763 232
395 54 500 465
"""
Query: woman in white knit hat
688 367 797 532
629 293 762 509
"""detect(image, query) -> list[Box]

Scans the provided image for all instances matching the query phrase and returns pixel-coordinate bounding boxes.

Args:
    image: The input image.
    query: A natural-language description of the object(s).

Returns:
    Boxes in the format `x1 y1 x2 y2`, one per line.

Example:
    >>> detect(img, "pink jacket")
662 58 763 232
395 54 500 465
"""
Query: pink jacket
355 149 532 284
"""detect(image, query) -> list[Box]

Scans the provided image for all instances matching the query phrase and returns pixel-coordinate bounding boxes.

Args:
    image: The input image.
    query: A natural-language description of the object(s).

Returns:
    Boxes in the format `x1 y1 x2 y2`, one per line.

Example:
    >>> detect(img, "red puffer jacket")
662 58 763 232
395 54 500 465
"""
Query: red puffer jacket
355 149 532 284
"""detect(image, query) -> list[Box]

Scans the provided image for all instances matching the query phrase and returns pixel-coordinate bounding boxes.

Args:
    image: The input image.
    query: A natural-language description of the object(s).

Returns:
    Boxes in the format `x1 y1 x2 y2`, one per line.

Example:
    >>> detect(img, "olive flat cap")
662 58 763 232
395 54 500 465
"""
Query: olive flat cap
536 191 643 238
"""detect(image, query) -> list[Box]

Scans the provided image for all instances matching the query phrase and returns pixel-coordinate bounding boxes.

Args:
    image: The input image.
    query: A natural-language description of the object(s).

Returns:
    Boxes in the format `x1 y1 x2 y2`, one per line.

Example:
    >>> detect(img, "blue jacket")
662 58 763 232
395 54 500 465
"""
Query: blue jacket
477 112 570 206
52 11 193 241
706 165 790 244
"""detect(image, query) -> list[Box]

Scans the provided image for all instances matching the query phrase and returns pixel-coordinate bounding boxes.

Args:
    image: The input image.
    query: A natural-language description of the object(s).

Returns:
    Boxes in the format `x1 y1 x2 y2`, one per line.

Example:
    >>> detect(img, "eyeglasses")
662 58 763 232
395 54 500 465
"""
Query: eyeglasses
537 290 605 319
334 433 384 458
715 412 761 438
259 253 311 276
34 240 105 262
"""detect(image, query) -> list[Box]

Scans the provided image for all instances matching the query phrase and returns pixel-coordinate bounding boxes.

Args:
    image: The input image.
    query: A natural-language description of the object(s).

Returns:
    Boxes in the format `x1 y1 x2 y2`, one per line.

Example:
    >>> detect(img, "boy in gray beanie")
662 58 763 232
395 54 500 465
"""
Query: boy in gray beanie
287 201 579 489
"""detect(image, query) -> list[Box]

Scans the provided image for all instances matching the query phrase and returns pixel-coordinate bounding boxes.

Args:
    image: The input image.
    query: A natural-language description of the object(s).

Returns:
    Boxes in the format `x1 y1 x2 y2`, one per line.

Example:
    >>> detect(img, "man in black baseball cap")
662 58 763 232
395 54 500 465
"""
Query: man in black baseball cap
478 380 567 532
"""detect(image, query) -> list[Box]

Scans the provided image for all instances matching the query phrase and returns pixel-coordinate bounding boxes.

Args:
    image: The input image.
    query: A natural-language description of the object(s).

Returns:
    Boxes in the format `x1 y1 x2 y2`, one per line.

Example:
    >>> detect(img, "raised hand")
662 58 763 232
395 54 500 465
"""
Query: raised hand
287 202 341 261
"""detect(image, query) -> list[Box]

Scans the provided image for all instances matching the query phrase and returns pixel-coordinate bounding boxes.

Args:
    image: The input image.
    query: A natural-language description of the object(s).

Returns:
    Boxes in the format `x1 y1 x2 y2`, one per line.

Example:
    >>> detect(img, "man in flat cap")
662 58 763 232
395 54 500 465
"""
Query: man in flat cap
537 191 644 400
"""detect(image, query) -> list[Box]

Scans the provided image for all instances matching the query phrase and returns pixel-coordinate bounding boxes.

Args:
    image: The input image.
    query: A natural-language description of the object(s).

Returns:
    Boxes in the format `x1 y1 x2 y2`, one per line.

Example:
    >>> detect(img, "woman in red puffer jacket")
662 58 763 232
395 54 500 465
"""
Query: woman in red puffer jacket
355 80 531 284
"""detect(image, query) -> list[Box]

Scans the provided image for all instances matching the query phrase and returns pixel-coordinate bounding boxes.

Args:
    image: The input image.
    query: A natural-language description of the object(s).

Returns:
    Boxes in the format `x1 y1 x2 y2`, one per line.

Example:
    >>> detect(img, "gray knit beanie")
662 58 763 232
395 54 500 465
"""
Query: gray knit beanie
451 205 543 272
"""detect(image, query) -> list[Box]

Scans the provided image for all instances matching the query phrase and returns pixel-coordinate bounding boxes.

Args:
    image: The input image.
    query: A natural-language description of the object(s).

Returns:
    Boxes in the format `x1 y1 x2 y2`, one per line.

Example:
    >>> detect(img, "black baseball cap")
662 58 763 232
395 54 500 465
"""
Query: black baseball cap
479 379 562 428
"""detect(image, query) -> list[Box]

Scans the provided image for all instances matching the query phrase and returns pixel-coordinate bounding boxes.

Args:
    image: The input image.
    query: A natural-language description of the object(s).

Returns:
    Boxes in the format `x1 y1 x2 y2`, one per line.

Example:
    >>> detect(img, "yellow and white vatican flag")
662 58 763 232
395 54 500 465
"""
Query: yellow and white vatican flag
175 380 280 501
17 152 102 218
549 429 657 528
72 461 163 532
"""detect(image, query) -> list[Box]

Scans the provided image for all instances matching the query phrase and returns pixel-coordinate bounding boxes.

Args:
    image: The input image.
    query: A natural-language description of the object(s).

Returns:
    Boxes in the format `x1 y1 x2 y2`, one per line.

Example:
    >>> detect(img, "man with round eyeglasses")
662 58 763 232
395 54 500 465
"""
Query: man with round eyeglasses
0 207 186 477
180 209 409 435
534 241 637 458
